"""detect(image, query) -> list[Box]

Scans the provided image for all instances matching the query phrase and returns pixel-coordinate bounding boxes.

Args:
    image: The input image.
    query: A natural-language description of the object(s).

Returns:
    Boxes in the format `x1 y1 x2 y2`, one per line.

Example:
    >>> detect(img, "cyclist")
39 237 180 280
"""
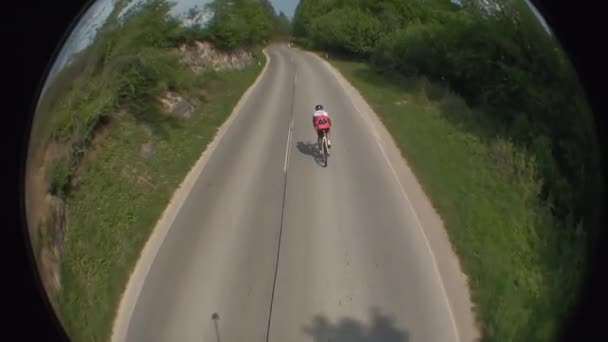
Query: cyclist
312 104 332 150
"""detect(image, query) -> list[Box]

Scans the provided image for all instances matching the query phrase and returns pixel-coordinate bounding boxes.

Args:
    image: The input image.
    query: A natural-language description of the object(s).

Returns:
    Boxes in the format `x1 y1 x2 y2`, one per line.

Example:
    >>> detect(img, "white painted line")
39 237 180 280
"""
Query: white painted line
111 49 273 342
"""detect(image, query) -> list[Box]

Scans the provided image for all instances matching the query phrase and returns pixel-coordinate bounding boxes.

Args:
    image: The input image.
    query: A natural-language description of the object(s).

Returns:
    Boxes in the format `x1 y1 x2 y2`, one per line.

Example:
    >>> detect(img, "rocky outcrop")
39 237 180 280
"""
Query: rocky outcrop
178 41 253 72
159 41 255 119
38 194 67 311
159 91 194 118
25 139 72 310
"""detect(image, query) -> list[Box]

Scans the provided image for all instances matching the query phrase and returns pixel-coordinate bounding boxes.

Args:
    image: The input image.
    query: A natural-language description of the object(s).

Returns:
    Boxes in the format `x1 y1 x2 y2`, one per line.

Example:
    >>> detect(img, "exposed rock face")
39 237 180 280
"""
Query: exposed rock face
46 195 66 247
25 140 71 309
159 41 255 118
159 91 194 118
178 41 254 72
39 194 67 311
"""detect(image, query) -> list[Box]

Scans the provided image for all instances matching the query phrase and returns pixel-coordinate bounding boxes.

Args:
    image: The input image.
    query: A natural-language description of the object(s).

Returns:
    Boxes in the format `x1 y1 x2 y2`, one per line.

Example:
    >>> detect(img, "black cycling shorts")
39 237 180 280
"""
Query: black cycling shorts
316 128 329 139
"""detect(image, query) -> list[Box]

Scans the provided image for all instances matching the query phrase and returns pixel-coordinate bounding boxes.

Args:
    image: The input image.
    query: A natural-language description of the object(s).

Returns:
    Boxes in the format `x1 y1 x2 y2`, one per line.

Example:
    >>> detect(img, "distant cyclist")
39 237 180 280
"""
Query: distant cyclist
312 104 332 150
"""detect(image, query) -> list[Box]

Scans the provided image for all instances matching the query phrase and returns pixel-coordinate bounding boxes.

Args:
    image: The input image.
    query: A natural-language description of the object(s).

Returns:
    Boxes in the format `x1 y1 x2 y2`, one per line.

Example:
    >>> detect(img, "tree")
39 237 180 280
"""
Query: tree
204 0 278 49
310 7 384 57
276 11 292 38
292 0 332 39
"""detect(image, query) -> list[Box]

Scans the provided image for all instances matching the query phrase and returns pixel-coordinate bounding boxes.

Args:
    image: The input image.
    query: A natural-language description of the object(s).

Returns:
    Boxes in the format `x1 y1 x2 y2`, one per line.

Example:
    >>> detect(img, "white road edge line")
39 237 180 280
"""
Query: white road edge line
110 49 272 342
311 52 462 342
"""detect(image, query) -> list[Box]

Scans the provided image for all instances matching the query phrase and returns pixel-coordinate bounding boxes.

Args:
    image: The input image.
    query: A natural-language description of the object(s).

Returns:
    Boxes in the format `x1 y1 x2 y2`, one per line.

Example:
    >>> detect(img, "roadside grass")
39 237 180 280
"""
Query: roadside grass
56 57 264 342
328 59 585 341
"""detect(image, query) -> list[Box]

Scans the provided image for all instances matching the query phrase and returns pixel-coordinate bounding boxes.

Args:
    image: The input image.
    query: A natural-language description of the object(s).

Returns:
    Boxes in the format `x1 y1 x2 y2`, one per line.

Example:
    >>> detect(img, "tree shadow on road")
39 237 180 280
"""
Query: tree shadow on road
302 308 410 342
296 141 327 168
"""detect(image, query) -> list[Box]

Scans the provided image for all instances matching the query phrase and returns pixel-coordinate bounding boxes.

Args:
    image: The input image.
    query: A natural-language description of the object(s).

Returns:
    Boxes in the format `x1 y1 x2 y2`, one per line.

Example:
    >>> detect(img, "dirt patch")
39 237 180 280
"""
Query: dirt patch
25 139 71 309
140 143 155 160
26 141 70 247
37 194 67 309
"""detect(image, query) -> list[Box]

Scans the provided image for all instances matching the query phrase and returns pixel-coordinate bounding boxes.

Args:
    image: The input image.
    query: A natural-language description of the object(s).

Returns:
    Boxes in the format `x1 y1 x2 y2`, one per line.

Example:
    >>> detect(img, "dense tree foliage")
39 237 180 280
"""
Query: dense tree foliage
203 0 274 49
166 0 290 49
293 0 601 238
275 11 292 39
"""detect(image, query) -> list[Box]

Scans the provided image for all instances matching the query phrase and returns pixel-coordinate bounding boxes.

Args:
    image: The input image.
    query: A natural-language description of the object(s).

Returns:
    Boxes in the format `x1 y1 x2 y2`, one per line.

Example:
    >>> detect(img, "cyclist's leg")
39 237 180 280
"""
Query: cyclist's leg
326 128 331 147
316 129 323 149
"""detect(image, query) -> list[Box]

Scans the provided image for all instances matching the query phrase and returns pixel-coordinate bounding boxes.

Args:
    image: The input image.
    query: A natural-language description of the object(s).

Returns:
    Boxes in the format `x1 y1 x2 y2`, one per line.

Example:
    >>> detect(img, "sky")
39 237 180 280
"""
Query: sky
270 0 299 18
44 0 212 86
172 0 299 17
43 0 115 94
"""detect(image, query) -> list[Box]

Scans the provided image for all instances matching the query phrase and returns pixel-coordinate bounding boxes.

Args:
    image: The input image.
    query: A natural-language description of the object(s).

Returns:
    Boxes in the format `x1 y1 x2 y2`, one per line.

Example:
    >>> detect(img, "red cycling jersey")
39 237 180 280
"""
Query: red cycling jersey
313 110 332 130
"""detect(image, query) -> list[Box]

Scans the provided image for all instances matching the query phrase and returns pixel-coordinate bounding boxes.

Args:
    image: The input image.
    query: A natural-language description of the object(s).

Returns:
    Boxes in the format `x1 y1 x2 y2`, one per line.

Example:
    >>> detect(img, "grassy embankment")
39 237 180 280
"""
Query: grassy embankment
31 2 269 340
327 58 585 341
57 60 264 342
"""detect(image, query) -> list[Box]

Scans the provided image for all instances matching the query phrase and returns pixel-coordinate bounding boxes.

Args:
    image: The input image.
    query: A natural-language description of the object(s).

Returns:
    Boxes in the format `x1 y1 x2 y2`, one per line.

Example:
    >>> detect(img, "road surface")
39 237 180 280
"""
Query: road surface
119 45 468 342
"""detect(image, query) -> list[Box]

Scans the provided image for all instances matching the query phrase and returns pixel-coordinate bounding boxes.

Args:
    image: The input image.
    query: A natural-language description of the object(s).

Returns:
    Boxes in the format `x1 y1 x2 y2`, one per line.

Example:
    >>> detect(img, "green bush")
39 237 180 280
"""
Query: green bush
48 159 71 198
110 49 180 115
310 7 384 57
168 25 208 46
204 0 277 50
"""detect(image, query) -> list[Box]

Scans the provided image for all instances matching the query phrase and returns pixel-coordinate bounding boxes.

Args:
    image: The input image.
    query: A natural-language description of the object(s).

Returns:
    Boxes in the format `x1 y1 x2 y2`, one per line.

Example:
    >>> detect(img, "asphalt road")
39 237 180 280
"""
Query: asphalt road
122 45 462 342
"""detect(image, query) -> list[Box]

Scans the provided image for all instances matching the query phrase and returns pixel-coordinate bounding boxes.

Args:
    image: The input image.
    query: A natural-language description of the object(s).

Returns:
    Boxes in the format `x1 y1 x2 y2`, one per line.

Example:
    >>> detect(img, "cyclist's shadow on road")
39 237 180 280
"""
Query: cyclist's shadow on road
296 141 327 167
302 308 410 342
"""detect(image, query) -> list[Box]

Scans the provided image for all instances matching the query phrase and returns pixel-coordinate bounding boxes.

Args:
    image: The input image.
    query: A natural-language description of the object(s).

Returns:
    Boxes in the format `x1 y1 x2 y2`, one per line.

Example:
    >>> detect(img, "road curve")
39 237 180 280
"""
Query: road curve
121 45 463 342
